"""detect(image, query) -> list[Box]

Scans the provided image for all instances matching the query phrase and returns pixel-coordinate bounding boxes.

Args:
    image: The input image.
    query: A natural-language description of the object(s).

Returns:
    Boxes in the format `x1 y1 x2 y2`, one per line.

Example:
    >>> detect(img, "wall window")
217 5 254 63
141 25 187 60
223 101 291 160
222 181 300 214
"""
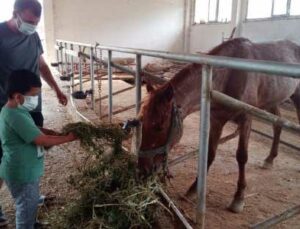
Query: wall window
194 0 233 24
247 0 300 20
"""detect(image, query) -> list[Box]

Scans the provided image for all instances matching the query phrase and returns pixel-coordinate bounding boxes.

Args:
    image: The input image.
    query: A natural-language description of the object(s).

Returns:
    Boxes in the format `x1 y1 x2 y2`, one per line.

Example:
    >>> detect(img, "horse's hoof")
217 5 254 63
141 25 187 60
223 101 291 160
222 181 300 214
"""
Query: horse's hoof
261 160 273 170
228 199 245 213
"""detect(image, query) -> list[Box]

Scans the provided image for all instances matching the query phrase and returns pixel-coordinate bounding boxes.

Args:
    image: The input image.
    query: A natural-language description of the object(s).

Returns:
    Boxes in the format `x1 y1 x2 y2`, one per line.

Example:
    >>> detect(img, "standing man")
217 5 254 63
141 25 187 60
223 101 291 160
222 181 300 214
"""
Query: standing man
0 0 67 226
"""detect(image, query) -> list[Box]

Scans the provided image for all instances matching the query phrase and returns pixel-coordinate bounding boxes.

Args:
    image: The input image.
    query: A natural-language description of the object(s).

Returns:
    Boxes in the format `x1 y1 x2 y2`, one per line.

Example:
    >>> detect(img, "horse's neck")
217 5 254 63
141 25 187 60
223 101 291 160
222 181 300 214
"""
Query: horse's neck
171 66 227 119
171 65 202 119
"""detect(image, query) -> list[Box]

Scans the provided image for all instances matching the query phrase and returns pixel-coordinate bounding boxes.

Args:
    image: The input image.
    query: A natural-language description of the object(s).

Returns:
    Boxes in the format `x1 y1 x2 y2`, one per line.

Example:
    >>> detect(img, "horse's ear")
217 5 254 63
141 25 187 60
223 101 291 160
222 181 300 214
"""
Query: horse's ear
163 84 174 102
146 84 155 93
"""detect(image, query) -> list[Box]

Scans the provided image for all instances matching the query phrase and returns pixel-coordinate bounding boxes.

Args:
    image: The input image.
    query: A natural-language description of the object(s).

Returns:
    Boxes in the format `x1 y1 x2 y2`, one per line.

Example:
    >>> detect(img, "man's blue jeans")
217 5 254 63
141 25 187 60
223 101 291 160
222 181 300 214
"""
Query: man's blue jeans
5 180 39 229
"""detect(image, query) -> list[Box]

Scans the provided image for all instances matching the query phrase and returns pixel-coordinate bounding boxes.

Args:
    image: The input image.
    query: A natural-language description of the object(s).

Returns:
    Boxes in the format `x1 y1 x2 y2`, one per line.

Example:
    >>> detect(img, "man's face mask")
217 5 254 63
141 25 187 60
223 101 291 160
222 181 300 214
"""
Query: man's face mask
18 95 39 111
16 14 37 35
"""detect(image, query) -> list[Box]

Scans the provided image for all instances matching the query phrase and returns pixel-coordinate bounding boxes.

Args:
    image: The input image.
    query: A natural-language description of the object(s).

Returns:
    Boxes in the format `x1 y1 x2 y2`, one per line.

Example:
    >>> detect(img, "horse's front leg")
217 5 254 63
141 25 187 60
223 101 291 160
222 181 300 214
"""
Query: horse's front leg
185 116 226 196
262 106 282 169
229 115 252 213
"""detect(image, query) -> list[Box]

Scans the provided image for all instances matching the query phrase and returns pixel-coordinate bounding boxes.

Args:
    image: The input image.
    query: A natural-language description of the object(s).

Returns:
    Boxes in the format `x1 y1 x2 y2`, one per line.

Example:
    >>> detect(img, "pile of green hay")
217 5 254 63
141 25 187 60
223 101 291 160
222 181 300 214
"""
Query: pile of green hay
49 122 169 228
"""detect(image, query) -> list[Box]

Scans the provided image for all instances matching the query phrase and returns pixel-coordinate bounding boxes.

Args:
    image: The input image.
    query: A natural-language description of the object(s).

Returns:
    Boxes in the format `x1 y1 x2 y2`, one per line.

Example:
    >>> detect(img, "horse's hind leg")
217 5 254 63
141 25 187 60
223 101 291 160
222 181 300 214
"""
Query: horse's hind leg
290 90 300 123
228 115 251 213
262 106 282 169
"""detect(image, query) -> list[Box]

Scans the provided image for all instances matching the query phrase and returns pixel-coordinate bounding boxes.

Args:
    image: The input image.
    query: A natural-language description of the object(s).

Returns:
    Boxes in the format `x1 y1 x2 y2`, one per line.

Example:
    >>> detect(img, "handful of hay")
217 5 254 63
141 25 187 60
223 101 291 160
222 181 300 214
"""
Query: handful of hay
50 122 169 228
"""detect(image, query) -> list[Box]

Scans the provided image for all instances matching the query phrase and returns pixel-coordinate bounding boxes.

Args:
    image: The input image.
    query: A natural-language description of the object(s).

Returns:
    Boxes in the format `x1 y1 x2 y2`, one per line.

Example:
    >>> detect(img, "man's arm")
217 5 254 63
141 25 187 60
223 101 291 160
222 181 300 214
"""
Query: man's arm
39 55 68 106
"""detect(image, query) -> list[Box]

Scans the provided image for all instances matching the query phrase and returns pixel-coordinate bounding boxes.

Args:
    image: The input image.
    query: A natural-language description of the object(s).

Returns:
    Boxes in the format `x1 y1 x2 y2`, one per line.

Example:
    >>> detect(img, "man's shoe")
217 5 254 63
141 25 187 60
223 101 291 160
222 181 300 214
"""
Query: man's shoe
0 217 8 227
38 195 56 207
38 195 45 206
34 221 50 229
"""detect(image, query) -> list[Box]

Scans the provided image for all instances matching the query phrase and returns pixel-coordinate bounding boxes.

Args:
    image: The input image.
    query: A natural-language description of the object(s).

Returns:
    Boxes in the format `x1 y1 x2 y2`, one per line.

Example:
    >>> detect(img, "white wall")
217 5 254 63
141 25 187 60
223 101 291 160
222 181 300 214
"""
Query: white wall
190 23 234 53
190 0 238 53
242 18 300 44
189 0 300 53
44 0 185 61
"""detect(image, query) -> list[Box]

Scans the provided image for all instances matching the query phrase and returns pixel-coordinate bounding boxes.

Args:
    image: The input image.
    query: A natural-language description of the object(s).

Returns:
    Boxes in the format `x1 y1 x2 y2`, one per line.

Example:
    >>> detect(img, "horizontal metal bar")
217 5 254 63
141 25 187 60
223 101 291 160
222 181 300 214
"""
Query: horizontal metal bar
95 86 134 102
143 71 167 85
77 51 168 86
250 205 300 229
95 45 300 79
56 39 93 48
251 128 300 152
159 188 193 229
100 104 136 119
169 122 300 168
65 49 79 57
211 90 300 134
169 150 198 167
111 62 135 75
73 79 90 87
79 51 136 76
58 39 300 78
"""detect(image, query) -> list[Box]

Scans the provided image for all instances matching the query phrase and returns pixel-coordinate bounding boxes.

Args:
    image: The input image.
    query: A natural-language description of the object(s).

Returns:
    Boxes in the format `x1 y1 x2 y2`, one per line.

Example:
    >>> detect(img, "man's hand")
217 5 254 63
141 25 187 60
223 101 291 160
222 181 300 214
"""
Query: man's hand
56 90 68 106
39 56 68 106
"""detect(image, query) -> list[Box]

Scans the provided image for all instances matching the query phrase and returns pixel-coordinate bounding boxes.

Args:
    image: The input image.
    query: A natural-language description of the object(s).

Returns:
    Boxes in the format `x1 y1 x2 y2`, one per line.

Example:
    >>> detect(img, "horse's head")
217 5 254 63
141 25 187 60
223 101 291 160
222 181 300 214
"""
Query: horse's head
134 83 183 176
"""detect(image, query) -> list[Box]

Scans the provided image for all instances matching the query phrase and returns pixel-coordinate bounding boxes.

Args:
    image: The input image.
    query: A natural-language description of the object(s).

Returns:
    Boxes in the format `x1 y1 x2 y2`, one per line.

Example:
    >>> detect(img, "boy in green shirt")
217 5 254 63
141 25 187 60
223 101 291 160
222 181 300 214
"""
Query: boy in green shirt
0 70 77 229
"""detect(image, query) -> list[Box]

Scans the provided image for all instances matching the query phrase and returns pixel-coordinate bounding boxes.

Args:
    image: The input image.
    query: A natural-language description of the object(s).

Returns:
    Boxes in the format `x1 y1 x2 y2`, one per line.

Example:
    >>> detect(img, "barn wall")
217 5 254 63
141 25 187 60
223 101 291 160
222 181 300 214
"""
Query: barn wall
44 0 185 61
190 0 238 53
190 0 300 53
241 19 300 44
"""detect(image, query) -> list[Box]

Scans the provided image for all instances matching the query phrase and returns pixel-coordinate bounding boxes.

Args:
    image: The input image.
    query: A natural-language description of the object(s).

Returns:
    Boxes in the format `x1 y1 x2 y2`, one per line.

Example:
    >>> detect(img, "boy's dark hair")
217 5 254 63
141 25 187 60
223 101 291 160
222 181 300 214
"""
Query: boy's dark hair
14 0 42 17
7 70 42 99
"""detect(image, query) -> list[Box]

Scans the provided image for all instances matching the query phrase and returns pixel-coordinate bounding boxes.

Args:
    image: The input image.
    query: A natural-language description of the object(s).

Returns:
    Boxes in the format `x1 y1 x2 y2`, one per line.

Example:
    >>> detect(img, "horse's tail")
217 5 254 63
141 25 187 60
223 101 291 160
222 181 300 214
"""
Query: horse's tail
219 125 240 144
290 83 300 124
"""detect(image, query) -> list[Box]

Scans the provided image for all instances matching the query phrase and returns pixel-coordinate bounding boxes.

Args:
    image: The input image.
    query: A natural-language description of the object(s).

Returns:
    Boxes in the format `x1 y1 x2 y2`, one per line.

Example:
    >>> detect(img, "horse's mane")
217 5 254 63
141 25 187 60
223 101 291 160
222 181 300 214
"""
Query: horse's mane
140 38 253 119
208 37 251 56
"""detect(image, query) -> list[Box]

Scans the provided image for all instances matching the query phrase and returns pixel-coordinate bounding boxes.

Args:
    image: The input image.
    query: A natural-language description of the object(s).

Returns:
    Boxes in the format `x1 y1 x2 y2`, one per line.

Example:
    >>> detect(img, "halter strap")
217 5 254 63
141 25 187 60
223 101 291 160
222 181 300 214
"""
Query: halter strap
139 99 183 174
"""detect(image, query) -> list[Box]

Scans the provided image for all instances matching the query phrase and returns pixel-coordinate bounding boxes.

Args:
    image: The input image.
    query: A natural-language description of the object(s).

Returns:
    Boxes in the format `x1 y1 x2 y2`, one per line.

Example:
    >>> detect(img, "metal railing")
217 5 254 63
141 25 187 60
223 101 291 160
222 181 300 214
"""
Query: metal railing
55 39 300 229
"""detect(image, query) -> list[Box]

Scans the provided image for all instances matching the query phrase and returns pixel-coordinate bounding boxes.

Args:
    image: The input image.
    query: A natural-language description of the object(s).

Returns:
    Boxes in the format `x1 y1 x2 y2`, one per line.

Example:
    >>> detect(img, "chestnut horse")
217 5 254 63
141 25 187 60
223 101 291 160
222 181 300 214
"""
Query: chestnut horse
135 38 300 213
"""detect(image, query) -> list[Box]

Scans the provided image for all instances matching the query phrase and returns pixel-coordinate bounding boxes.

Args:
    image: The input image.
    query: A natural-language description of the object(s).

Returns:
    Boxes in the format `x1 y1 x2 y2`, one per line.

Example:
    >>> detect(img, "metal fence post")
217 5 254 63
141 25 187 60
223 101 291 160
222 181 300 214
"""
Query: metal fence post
55 42 60 73
196 64 212 228
79 45 83 91
64 42 68 75
60 42 64 75
108 50 113 123
95 47 102 117
90 47 95 110
135 54 142 115
70 44 74 87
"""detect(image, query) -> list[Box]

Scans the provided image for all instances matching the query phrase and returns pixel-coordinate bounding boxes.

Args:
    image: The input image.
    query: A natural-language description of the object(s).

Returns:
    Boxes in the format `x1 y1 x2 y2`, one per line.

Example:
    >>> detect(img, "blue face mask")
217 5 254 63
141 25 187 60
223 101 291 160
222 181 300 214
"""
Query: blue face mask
18 95 39 111
16 15 37 35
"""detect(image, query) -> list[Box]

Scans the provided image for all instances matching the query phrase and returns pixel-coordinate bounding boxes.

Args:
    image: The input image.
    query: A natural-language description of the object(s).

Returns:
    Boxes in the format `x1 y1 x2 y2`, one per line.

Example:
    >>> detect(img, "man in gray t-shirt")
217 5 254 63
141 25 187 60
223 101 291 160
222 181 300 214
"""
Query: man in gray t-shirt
0 0 67 226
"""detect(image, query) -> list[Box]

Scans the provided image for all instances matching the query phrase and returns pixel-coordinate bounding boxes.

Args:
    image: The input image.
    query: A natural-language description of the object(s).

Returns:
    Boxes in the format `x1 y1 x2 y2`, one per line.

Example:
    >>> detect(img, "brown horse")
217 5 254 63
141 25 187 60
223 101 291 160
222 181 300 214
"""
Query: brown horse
134 38 300 213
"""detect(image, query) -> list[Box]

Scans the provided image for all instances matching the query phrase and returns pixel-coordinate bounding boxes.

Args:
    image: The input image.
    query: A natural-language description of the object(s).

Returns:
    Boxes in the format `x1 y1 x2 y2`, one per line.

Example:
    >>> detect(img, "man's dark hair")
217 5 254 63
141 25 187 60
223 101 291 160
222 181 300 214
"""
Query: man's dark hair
14 0 42 17
7 70 42 99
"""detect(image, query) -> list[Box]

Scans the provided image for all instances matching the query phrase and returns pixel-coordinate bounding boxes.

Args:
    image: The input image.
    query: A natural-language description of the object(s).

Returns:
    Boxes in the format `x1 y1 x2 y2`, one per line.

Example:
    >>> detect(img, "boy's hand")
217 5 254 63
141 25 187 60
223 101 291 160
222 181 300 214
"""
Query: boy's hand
40 128 61 136
66 132 78 141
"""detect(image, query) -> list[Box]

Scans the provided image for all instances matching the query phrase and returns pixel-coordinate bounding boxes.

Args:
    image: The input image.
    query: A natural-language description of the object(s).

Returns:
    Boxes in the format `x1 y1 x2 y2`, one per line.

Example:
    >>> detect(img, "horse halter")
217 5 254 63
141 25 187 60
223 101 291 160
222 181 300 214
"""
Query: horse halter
138 99 183 174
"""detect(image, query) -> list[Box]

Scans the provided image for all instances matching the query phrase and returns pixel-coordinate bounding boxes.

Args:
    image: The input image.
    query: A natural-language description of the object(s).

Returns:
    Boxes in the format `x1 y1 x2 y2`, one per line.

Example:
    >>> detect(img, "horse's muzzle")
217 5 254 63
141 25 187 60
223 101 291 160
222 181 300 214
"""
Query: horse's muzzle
122 119 140 132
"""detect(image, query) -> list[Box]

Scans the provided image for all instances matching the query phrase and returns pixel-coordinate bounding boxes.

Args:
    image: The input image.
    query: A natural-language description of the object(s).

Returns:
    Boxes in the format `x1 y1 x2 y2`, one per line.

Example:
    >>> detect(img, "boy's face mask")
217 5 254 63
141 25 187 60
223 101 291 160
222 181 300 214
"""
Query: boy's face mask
16 14 37 35
18 95 39 111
